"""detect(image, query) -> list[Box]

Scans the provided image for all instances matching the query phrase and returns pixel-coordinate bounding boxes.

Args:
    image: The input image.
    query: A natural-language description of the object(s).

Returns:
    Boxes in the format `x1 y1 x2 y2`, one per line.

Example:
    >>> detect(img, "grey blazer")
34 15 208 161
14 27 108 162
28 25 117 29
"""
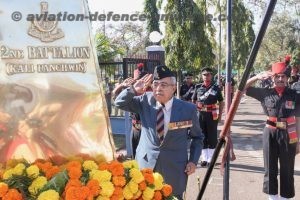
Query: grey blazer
114 87 204 195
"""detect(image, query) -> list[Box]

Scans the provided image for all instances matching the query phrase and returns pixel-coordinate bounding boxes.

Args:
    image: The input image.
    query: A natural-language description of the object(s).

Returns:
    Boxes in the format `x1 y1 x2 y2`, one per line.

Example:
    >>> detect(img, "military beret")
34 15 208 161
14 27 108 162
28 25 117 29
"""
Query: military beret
185 73 193 77
153 65 175 80
272 62 291 77
137 63 144 69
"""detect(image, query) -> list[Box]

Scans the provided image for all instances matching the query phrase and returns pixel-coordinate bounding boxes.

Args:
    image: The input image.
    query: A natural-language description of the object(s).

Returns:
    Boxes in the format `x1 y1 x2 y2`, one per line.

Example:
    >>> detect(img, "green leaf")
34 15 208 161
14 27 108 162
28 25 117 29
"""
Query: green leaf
39 170 69 195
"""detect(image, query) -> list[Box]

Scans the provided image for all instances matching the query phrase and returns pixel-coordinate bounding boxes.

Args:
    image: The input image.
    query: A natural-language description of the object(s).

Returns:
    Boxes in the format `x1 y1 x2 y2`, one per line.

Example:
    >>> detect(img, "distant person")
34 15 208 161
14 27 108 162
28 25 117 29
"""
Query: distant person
113 77 124 116
192 67 224 167
180 73 195 101
104 77 113 116
115 65 204 199
245 61 300 200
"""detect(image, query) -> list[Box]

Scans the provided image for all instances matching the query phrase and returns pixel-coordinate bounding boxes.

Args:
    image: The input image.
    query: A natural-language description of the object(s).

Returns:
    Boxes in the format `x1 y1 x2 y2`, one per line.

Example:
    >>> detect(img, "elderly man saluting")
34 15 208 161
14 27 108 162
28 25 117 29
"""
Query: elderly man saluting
114 65 204 199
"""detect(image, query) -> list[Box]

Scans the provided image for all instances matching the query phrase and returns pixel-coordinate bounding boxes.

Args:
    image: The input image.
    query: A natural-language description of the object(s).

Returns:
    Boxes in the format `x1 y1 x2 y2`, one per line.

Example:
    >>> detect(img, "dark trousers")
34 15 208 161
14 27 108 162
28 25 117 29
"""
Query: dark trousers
131 127 141 158
263 127 297 198
199 111 218 149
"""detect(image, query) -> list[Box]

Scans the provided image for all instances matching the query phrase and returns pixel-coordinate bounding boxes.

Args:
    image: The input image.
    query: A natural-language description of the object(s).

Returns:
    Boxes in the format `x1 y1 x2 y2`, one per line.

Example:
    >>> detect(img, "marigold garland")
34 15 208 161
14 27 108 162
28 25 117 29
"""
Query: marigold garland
0 155 178 200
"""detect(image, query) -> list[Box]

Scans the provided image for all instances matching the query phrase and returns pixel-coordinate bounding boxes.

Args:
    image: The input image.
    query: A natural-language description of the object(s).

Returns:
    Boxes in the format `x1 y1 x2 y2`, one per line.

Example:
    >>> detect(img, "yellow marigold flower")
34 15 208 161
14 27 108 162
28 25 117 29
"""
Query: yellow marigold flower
122 185 134 200
26 165 40 179
128 180 139 194
13 163 26 175
132 190 142 199
96 196 110 200
130 168 144 184
83 160 98 171
37 189 59 200
90 169 112 182
153 172 164 190
142 187 155 200
29 176 47 195
99 181 114 197
122 160 139 169
2 169 13 180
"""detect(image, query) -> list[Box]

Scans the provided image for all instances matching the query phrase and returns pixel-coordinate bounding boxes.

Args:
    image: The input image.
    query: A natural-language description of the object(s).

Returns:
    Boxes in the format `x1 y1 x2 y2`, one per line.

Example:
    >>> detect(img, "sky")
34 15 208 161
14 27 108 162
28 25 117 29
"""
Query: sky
88 0 146 33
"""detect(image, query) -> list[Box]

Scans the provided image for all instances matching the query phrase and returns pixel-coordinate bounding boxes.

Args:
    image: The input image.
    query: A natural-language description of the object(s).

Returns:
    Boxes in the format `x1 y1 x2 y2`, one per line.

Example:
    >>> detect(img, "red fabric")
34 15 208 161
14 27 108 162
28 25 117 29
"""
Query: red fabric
204 81 211 87
272 62 286 74
137 63 144 69
285 55 291 63
274 86 285 96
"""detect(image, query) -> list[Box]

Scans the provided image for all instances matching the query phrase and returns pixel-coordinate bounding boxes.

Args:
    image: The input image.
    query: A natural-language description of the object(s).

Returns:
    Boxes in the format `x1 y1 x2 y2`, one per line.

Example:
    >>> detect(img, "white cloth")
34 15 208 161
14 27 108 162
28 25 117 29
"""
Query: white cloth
269 195 278 200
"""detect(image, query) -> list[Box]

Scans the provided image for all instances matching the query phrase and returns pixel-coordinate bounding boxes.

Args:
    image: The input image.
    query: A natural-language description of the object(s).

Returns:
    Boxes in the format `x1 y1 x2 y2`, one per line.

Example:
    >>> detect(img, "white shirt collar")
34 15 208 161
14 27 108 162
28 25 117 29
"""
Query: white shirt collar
156 97 173 111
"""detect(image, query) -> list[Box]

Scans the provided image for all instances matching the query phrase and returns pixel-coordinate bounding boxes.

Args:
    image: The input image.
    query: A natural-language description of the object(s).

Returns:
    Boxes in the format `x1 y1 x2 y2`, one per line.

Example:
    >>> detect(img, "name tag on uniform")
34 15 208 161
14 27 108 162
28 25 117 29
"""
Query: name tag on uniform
168 120 192 130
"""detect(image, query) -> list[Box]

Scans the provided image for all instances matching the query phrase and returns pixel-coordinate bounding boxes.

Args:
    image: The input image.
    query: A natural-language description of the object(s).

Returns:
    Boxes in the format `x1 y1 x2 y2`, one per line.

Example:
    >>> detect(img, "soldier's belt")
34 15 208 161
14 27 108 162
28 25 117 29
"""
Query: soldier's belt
266 120 287 129
197 103 217 112
266 116 298 144
266 116 296 130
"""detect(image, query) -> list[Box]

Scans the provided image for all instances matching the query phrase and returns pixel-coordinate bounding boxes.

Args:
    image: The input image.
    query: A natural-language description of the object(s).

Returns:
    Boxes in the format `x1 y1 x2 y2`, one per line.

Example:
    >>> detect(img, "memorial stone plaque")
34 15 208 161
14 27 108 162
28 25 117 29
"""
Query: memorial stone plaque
0 0 115 162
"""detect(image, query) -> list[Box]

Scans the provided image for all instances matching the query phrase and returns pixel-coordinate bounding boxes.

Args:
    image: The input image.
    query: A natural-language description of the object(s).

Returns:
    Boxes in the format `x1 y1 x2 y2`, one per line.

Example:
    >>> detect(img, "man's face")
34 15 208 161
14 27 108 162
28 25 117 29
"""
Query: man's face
202 71 212 82
272 73 288 87
152 77 176 104
185 76 193 84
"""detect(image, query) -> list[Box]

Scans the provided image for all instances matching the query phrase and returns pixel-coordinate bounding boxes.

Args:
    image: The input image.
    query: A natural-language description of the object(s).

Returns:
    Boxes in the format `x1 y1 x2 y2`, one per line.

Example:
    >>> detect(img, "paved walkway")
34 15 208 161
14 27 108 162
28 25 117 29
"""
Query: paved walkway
185 97 300 200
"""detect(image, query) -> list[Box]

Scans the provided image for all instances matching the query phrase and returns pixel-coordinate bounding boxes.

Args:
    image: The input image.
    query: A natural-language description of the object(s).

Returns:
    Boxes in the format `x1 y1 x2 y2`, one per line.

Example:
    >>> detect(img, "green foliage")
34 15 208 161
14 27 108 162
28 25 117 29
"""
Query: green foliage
4 175 33 199
231 0 255 71
256 12 300 69
291 48 300 66
95 32 125 62
144 0 160 33
40 170 68 195
163 0 215 73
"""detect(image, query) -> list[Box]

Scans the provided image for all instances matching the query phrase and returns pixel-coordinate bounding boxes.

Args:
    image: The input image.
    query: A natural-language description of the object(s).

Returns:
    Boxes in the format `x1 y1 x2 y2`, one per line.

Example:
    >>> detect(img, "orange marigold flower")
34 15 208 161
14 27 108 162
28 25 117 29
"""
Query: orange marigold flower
143 173 154 184
141 168 153 174
67 167 82 180
161 184 172 197
138 181 147 191
80 186 90 199
0 183 8 197
66 161 82 171
45 166 60 180
154 191 163 200
98 162 109 170
109 161 124 176
112 187 123 196
87 179 100 197
38 162 53 173
112 176 126 187
66 186 88 200
65 180 82 192
3 189 23 200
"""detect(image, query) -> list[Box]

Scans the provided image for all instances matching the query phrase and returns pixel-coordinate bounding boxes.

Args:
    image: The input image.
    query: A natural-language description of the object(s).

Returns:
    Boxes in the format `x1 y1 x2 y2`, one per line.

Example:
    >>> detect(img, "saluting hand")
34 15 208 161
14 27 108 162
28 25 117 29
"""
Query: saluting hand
133 74 153 95
256 71 274 80
122 77 135 87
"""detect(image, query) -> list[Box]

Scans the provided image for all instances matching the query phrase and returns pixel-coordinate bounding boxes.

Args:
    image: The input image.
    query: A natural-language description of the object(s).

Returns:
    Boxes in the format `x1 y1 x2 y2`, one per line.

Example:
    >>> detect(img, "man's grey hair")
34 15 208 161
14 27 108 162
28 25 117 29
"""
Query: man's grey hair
170 77 176 84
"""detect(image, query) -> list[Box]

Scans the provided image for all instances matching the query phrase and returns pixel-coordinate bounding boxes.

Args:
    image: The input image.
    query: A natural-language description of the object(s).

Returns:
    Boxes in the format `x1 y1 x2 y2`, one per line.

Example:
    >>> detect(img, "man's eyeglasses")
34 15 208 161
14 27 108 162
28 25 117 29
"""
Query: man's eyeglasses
152 81 174 89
